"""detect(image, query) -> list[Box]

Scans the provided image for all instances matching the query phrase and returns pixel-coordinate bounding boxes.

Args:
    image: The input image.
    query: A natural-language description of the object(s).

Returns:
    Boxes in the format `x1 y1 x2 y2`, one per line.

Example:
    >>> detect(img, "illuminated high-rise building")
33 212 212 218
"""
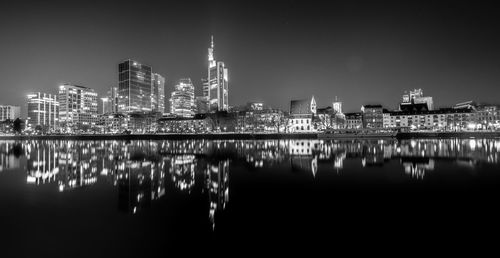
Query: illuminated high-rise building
102 86 118 114
0 105 20 121
206 36 229 112
26 92 59 131
195 96 209 114
58 83 99 128
118 60 153 113
170 78 195 117
152 73 165 113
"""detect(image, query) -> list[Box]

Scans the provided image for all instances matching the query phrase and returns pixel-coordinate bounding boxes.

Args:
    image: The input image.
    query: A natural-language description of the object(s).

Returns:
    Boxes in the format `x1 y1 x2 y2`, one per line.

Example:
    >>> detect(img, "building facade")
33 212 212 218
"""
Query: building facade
170 78 195 118
101 86 118 114
118 60 153 113
400 88 434 111
236 109 285 133
58 83 99 130
288 96 317 133
196 96 209 114
361 105 384 128
206 37 229 112
26 92 59 131
385 108 478 131
158 115 213 133
152 73 165 113
0 105 20 121
344 112 362 129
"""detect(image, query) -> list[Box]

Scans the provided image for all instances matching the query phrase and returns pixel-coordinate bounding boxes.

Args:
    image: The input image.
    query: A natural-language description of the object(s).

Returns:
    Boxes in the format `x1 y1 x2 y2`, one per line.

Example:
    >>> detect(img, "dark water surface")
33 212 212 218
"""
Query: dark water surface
1 138 499 256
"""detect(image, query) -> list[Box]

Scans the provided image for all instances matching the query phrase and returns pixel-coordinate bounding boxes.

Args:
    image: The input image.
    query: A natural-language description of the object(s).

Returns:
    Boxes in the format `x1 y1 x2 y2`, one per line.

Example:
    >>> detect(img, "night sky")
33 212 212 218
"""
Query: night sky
0 0 499 114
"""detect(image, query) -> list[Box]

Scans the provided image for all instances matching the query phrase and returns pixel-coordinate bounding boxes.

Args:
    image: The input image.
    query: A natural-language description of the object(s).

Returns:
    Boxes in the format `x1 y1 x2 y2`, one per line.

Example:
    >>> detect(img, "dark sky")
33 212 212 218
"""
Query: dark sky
1 0 499 113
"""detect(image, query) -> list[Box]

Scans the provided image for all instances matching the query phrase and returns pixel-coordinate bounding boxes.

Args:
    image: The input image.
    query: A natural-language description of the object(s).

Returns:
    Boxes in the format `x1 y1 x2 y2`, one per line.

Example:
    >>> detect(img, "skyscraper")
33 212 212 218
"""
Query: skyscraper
206 36 229 112
101 86 118 114
170 78 195 117
152 73 165 113
26 92 59 131
195 96 209 114
0 105 20 121
118 60 153 113
58 83 99 129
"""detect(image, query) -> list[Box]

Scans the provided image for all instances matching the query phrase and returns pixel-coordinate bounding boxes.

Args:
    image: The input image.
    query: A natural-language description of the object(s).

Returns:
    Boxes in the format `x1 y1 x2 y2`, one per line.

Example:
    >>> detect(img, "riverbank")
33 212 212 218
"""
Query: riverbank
0 133 319 141
0 131 499 141
396 131 500 139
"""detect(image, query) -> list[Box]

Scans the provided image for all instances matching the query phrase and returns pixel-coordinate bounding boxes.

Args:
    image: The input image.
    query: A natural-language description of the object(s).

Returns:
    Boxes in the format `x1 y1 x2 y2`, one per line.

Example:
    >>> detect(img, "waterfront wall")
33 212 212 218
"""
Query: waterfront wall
0 132 499 141
0 133 319 141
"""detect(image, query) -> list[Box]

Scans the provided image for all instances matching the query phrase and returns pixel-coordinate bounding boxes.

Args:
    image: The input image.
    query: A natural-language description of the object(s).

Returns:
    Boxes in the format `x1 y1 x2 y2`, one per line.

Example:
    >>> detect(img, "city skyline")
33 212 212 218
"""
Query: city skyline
1 1 500 114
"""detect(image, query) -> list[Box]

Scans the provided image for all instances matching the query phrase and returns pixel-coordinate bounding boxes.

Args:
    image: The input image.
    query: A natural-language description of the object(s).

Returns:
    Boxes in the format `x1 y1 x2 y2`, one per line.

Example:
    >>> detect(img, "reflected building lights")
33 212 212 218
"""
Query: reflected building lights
1 138 499 222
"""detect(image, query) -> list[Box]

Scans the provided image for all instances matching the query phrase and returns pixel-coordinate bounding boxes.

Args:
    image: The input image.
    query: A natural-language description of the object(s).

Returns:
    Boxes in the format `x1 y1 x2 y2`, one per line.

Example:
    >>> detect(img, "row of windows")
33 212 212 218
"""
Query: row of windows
291 119 310 124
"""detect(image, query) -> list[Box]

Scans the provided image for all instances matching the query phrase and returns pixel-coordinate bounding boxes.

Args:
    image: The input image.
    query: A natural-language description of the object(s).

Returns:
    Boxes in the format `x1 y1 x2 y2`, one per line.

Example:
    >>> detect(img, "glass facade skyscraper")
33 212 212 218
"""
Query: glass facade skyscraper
170 78 195 117
206 37 229 112
152 73 165 113
101 86 118 114
118 60 153 113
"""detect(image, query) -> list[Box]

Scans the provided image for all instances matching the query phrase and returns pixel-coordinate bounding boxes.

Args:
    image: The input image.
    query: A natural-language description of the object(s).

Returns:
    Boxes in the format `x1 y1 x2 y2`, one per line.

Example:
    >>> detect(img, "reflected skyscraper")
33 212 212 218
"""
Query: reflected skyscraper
207 159 230 230
170 155 196 192
0 142 22 172
26 141 59 185
117 160 153 214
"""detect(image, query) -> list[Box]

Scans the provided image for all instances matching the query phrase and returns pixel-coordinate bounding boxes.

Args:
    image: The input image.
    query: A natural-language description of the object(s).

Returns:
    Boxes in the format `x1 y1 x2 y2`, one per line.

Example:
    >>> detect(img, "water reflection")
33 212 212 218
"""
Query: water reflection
1 138 499 228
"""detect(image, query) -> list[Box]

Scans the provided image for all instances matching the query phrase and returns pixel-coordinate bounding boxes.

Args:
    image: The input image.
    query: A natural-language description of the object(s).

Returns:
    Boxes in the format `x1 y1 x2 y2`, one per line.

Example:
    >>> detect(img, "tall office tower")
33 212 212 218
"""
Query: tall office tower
0 105 21 121
170 78 195 117
118 60 153 113
101 86 118 114
195 96 209 114
207 36 229 112
58 83 99 128
202 78 209 98
109 86 118 112
101 97 112 114
152 73 165 113
26 92 59 131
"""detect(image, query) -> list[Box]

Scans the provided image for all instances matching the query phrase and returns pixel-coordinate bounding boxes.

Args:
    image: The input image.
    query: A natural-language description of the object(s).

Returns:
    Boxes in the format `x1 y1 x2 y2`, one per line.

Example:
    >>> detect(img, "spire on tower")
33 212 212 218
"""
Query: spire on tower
211 35 214 49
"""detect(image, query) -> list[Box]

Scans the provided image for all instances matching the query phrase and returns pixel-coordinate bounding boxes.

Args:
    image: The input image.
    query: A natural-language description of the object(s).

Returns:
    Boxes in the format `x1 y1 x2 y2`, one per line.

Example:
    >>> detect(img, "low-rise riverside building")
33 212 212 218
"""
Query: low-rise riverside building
98 112 162 133
344 112 362 129
236 109 285 133
98 113 128 133
361 104 384 128
384 108 478 131
288 96 317 133
157 114 214 133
